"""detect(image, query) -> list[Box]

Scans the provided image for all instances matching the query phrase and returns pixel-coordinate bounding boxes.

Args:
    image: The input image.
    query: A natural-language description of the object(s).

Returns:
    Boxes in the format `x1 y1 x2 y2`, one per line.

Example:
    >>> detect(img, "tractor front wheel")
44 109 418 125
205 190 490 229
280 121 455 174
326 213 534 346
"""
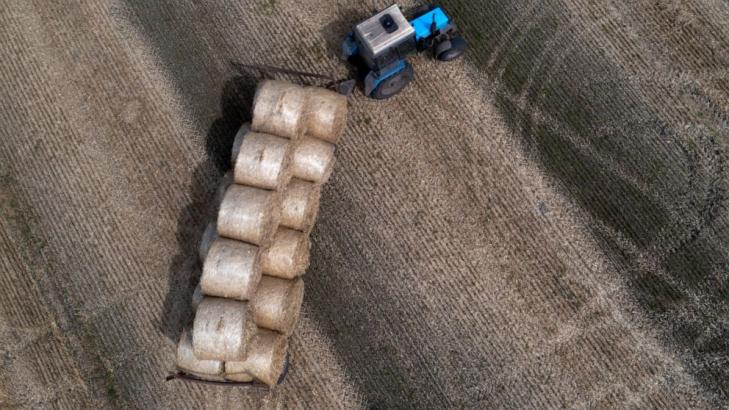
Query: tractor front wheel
371 62 414 99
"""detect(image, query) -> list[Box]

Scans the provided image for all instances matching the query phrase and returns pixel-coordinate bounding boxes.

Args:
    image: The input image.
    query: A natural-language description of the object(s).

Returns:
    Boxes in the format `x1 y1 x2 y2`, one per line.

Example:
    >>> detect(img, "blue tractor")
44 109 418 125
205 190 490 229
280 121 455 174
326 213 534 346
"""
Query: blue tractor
342 4 467 99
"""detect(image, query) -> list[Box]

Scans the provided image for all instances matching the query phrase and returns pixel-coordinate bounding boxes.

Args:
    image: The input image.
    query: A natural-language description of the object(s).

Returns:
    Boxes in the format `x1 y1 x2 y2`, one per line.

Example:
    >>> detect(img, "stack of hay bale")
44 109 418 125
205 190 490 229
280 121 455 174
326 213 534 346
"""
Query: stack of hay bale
175 80 347 385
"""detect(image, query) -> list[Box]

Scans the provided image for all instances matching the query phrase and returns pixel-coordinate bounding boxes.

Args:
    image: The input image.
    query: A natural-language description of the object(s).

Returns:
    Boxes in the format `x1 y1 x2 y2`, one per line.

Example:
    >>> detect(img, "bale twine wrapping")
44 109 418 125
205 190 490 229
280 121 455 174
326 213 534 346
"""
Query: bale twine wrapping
251 80 308 140
198 223 218 262
217 184 281 247
281 178 321 232
252 276 304 335
231 123 250 166
291 137 335 184
193 297 256 361
233 131 293 190
225 329 288 386
200 238 262 301
176 328 224 380
304 87 348 143
261 228 310 279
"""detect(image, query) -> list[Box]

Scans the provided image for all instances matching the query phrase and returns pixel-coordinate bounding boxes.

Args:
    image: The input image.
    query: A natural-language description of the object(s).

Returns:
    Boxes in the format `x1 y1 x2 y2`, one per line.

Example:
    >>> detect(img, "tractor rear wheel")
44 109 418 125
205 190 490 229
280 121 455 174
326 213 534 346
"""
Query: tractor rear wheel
371 62 414 99
436 36 467 61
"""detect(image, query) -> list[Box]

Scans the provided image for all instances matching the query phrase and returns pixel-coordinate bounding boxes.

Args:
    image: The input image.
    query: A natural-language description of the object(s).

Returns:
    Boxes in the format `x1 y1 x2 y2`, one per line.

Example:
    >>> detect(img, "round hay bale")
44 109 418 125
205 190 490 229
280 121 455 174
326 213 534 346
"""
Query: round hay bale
261 228 310 279
193 297 256 361
217 184 281 247
224 370 254 383
233 131 293 190
200 238 262 301
292 137 335 184
191 283 203 311
252 276 304 335
231 123 250 166
198 223 218 262
225 329 288 386
176 328 225 380
304 87 348 143
252 80 307 140
281 178 321 232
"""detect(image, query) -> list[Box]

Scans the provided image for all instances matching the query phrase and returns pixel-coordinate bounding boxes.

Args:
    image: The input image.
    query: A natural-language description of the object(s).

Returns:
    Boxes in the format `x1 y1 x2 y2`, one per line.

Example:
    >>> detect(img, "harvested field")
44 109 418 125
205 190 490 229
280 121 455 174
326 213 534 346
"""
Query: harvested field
0 0 727 408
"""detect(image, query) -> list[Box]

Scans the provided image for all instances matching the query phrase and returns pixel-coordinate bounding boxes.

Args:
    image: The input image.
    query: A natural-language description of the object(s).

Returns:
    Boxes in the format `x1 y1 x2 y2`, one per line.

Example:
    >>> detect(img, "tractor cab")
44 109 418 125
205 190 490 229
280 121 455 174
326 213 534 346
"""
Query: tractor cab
342 4 466 99
352 5 416 72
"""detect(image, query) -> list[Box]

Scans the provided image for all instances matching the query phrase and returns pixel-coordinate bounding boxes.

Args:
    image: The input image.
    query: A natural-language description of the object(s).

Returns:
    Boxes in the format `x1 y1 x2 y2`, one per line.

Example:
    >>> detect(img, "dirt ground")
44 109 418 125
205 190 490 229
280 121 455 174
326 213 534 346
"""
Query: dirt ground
0 0 727 408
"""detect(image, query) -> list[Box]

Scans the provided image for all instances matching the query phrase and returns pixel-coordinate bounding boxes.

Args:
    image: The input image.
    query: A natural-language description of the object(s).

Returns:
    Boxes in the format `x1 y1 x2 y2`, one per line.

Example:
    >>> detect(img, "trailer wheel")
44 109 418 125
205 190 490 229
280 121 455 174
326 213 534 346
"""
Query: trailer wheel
436 36 467 61
371 62 414 99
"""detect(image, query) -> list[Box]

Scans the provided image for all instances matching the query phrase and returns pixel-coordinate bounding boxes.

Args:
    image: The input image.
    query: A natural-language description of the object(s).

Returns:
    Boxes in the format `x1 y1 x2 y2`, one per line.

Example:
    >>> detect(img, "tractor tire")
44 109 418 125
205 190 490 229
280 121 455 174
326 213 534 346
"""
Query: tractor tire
436 36 467 61
371 62 414 99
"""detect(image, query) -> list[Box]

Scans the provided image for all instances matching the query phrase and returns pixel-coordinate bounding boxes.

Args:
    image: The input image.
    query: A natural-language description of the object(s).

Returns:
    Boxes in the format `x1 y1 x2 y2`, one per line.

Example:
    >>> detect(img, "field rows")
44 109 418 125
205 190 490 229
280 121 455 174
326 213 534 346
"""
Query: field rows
0 0 726 408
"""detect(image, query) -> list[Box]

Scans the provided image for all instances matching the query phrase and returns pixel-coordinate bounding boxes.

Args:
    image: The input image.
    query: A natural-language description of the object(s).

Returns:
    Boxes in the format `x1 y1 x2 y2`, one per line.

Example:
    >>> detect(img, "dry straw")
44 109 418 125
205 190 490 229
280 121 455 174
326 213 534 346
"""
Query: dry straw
217 184 281 247
252 276 304 335
200 238 262 301
292 137 335 184
230 123 250 166
176 328 225 380
225 329 288 386
281 178 321 232
261 228 310 279
304 87 348 143
233 130 293 191
193 297 256 361
252 80 308 140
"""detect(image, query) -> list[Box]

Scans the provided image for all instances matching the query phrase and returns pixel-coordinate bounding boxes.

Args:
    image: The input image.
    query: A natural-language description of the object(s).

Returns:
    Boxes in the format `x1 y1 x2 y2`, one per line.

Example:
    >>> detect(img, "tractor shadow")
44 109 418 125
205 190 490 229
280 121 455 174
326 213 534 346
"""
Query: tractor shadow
320 7 371 93
158 73 257 342
320 6 362 57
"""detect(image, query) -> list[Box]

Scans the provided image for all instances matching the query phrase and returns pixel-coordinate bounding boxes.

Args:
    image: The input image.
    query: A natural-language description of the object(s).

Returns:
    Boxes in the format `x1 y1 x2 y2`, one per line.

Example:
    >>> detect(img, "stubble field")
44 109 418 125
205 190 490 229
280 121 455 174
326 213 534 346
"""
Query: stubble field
1 0 727 408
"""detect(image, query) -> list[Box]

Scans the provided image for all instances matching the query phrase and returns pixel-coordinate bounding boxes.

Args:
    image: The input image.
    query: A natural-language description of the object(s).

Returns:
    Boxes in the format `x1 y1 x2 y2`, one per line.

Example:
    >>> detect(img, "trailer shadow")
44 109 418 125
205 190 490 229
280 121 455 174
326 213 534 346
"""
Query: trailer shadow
158 74 257 342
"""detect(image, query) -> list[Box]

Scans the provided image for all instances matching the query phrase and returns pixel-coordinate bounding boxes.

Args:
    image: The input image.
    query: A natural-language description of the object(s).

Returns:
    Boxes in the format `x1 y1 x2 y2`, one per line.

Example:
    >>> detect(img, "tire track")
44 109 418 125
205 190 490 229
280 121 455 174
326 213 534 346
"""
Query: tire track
443 0 728 404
